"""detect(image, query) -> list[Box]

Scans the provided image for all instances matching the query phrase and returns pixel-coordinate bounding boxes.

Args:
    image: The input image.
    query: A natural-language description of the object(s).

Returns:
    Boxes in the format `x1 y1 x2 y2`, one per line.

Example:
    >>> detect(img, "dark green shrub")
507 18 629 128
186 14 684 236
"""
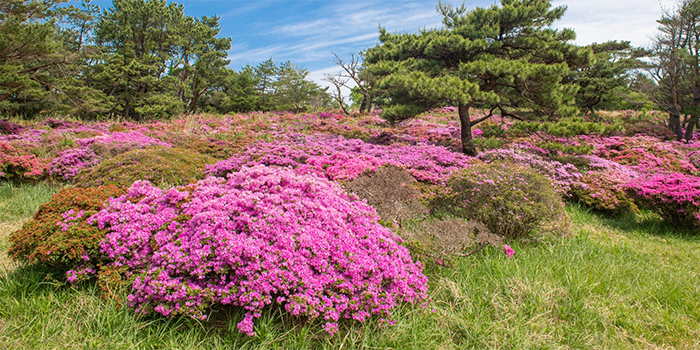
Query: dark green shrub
478 123 507 138
539 141 593 155
8 185 125 268
75 147 214 188
473 137 506 150
441 162 565 238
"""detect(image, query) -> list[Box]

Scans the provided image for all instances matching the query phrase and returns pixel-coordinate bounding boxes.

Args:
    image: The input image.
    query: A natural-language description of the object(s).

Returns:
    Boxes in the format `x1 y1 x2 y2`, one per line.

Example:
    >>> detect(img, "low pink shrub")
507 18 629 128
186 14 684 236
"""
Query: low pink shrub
88 166 428 336
574 170 636 214
0 142 49 180
626 172 700 227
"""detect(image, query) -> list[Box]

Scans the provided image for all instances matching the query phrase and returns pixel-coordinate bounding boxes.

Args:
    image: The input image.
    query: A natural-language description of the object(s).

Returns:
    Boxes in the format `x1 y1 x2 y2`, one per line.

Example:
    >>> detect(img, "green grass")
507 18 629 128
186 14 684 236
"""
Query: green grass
1 186 699 349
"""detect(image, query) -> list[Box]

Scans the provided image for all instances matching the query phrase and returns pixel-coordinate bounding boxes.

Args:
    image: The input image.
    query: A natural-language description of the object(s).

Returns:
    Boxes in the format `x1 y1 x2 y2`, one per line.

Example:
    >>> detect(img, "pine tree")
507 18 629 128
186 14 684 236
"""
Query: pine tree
364 0 592 155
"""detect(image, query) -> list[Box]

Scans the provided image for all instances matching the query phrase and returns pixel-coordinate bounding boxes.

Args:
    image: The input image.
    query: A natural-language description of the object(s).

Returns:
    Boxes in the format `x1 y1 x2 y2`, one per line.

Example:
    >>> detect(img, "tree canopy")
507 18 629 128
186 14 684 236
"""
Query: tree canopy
364 0 592 155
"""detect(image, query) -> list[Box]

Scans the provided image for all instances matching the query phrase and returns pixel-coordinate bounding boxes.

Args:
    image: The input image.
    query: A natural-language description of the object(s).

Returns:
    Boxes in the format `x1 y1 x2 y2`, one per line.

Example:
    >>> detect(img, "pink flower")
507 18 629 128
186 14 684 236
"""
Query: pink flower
504 245 515 258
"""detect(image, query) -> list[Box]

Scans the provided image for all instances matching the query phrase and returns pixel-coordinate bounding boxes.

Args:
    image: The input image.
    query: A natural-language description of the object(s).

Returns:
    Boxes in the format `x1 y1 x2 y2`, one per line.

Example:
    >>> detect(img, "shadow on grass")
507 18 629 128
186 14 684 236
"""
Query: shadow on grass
567 201 699 241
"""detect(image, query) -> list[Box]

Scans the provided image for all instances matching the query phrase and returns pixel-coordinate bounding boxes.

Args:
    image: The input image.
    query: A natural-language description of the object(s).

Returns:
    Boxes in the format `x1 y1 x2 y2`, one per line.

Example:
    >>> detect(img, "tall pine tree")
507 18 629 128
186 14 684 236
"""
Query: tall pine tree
364 0 592 155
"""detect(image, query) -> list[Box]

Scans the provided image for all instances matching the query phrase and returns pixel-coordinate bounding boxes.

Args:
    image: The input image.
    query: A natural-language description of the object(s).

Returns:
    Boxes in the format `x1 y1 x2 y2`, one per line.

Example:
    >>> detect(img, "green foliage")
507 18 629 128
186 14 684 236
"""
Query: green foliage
472 137 506 150
569 41 648 114
75 147 214 187
509 117 623 137
8 185 125 268
253 59 330 112
440 162 566 238
539 141 593 155
572 171 636 215
364 0 592 154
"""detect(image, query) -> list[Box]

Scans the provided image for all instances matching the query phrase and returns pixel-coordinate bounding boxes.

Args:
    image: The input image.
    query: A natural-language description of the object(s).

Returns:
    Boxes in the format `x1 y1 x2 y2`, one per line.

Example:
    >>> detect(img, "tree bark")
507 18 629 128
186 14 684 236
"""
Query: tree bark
669 91 683 141
685 84 700 142
458 103 478 156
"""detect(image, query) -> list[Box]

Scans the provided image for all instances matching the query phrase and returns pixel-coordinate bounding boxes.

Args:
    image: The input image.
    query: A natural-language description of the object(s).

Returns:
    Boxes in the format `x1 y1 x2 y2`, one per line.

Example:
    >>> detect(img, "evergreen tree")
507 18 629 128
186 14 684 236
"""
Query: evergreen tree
570 41 648 119
364 0 591 155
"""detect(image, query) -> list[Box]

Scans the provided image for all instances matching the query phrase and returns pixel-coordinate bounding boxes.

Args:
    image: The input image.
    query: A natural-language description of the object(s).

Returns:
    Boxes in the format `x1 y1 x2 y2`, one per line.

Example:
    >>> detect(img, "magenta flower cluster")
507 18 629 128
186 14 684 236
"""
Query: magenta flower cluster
49 147 100 180
87 166 428 336
79 131 171 155
206 133 476 184
477 148 585 194
625 172 700 227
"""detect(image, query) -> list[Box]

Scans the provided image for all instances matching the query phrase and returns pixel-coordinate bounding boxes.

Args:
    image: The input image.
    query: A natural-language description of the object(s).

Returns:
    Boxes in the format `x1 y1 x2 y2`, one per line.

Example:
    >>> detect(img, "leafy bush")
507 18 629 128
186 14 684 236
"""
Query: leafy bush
343 165 428 225
509 118 623 137
442 162 565 238
75 147 214 187
626 172 700 228
573 170 636 214
472 137 506 150
88 166 428 336
8 185 125 268
49 147 101 180
0 141 50 180
477 148 584 195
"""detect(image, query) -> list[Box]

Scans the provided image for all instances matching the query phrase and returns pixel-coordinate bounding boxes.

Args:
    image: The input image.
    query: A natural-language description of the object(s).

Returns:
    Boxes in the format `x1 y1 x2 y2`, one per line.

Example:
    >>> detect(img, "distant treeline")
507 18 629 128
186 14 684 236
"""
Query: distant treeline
0 0 331 120
2 0 699 138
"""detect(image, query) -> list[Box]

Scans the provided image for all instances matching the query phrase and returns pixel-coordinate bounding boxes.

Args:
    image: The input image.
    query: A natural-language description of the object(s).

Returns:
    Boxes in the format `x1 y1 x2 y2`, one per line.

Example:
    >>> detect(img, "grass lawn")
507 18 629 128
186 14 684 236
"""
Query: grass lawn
1 183 699 349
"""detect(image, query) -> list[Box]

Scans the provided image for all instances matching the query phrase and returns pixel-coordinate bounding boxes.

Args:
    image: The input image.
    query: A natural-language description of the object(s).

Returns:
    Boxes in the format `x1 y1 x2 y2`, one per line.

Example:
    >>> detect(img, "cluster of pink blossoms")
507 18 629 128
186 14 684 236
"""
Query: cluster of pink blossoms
206 133 476 184
87 165 428 336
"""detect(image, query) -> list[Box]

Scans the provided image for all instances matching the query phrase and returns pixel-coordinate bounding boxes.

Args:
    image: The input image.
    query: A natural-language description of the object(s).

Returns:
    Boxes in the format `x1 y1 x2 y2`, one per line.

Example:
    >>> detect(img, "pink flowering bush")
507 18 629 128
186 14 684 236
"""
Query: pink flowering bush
81 131 171 157
626 172 700 228
206 134 476 184
573 170 636 214
440 162 566 238
49 147 101 180
477 148 585 195
88 166 428 336
0 141 50 180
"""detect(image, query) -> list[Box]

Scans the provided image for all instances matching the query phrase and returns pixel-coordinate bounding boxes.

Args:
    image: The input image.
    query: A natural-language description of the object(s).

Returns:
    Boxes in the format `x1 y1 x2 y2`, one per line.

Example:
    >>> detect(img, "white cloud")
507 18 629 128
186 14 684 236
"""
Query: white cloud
552 0 678 48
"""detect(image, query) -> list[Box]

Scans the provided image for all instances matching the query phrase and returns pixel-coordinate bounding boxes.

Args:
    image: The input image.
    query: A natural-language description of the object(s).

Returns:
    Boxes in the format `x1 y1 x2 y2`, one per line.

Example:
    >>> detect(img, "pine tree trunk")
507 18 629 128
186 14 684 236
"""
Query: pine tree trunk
685 84 700 142
458 103 477 156
669 94 683 141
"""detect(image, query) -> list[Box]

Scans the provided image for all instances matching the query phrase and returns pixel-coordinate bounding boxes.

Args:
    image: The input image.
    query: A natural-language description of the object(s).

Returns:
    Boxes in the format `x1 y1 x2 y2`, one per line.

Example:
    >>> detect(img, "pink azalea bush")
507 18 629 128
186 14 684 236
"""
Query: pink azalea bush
625 172 700 228
206 133 476 184
87 165 428 336
49 147 101 180
80 131 171 157
0 141 50 180
477 148 585 195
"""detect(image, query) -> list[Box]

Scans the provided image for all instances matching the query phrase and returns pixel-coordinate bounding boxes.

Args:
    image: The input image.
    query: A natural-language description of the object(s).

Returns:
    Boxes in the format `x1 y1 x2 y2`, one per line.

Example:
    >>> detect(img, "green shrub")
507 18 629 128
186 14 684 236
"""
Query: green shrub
472 137 506 150
572 170 636 215
539 141 593 155
8 185 125 268
441 162 565 239
75 147 214 188
478 123 507 138
508 118 623 138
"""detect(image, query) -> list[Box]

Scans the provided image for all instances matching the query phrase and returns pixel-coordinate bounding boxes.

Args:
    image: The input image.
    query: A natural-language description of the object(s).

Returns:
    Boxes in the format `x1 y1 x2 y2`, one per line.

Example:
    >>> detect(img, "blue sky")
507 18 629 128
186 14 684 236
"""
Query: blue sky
88 0 676 87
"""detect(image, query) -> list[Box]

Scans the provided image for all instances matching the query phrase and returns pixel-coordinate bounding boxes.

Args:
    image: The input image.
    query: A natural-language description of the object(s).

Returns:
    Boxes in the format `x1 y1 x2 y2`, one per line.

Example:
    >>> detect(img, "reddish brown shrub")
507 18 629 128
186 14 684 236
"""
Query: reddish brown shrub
344 165 428 225
8 185 125 268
